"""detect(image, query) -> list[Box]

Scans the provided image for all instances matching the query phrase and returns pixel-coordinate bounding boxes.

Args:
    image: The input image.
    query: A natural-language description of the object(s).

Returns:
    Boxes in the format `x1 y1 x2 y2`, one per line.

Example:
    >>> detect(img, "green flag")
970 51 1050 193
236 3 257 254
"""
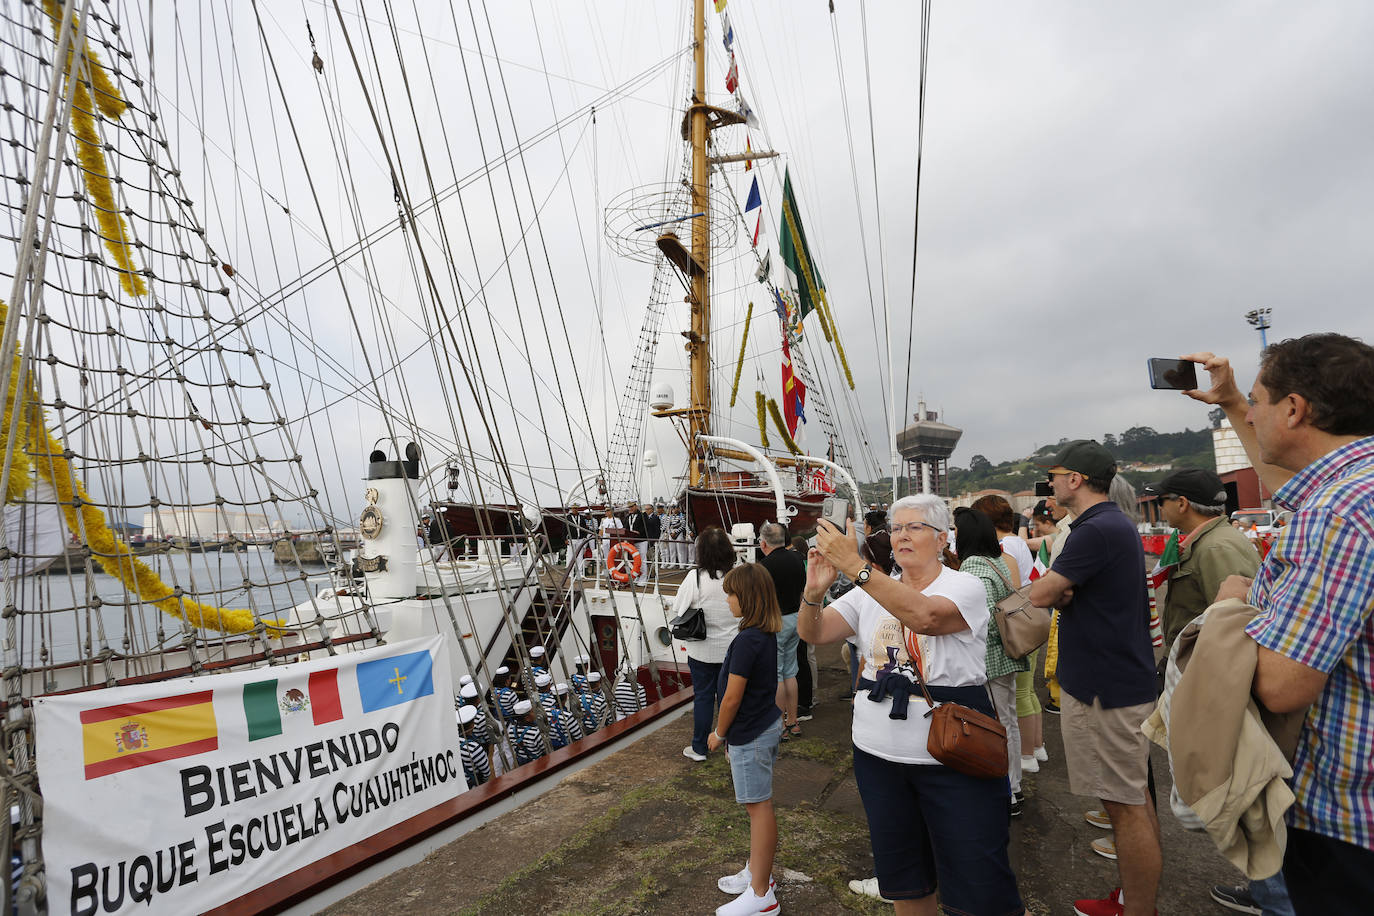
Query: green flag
778 168 824 322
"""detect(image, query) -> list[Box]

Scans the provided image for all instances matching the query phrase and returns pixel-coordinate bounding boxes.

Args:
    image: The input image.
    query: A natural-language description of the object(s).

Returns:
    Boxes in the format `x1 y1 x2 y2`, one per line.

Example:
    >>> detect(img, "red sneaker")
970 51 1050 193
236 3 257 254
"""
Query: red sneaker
1073 888 1157 916
1073 888 1122 916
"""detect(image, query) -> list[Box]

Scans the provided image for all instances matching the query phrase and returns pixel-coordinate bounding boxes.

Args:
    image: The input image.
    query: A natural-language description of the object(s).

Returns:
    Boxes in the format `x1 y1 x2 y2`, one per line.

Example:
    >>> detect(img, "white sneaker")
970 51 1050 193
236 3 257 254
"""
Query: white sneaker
1034 745 1049 762
718 864 752 894
1020 754 1040 773
683 746 706 762
847 877 892 903
715 883 779 915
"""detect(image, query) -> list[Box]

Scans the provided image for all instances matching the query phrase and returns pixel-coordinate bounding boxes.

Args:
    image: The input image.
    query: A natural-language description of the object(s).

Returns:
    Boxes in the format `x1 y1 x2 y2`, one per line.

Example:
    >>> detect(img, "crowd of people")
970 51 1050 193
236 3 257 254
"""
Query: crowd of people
678 333 1374 916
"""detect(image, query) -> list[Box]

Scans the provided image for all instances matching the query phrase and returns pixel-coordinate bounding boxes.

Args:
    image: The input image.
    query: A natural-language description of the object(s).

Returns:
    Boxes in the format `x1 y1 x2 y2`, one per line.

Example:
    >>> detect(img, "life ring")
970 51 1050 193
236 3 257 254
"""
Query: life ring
607 541 642 582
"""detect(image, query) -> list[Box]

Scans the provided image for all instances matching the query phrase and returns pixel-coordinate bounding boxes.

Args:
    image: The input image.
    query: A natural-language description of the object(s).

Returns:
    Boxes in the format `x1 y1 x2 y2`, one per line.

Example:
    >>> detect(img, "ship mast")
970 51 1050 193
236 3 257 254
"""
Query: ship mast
687 0 710 488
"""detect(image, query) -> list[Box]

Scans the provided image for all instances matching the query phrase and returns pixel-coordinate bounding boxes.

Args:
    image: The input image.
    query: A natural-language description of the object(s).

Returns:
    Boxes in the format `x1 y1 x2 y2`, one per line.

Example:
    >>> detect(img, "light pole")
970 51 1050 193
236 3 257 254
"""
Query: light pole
1245 308 1272 353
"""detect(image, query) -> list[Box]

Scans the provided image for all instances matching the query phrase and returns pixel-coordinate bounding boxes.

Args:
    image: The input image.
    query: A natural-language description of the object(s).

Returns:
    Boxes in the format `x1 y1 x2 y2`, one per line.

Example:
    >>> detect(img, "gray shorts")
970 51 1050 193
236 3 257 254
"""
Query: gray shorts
776 613 800 680
729 716 783 804
1061 692 1154 805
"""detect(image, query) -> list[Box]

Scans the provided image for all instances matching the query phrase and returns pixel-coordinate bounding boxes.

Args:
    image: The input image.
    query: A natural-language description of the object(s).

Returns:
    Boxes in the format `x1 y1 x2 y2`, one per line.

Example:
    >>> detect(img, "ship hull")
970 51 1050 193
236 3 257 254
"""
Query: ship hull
686 487 826 538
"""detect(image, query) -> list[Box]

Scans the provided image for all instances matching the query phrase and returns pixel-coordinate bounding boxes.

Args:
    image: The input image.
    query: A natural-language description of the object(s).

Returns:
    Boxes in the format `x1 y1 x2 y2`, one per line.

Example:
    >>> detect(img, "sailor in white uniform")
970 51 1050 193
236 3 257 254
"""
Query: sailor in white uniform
570 654 591 693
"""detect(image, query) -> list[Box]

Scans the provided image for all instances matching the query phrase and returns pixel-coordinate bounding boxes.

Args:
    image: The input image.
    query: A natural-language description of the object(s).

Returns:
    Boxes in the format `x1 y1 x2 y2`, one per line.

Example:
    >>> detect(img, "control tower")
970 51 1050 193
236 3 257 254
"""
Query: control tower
896 400 962 496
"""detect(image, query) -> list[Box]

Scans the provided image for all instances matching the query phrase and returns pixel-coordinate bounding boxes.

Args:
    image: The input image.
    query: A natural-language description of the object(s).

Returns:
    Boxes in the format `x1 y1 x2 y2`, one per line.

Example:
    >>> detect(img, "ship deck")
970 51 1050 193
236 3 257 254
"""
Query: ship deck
320 643 1230 916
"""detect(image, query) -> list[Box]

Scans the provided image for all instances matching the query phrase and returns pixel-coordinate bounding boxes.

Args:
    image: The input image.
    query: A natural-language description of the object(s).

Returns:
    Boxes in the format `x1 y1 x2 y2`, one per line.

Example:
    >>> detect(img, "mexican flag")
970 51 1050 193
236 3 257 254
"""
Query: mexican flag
1028 540 1050 580
1146 529 1180 590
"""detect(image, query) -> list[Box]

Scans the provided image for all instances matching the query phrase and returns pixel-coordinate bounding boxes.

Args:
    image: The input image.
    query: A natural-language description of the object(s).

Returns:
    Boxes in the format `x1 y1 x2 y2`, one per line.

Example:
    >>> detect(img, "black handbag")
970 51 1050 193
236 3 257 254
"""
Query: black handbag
669 569 708 641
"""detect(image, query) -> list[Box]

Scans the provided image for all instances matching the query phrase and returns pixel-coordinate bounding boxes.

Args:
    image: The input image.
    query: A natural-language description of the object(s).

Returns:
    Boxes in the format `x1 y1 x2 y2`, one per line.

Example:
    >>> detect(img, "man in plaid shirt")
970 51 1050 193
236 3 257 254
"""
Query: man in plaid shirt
1187 334 1374 914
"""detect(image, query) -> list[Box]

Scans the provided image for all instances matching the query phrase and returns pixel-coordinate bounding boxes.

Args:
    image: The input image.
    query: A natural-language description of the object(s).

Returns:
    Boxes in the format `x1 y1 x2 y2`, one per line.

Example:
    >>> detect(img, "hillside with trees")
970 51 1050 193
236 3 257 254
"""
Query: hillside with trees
857 425 1215 503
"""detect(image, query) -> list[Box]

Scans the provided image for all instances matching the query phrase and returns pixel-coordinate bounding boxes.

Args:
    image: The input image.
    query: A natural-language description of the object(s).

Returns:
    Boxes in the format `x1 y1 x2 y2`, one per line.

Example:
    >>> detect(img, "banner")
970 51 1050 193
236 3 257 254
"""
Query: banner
35 635 463 915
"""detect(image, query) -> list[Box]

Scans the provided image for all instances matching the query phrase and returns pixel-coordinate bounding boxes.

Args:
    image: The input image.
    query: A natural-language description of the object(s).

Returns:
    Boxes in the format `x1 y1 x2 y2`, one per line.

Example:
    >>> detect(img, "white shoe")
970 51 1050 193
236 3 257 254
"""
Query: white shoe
847 877 892 903
715 883 779 915
718 864 751 894
683 746 706 762
1034 745 1049 762
1020 754 1040 773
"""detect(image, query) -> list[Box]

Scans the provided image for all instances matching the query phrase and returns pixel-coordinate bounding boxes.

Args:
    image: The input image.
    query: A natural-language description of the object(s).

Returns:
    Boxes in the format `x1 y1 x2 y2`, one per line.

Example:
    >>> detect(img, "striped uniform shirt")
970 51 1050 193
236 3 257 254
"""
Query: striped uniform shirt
459 736 490 787
548 708 583 748
614 679 648 719
1245 436 1374 850
467 704 491 745
576 689 610 734
493 686 518 718
538 692 559 717
509 721 547 765
570 673 590 693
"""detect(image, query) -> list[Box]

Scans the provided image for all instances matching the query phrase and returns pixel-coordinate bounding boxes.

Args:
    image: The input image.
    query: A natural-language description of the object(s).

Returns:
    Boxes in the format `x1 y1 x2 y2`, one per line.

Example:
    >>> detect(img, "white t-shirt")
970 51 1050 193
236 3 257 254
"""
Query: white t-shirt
1000 535 1035 588
832 565 990 764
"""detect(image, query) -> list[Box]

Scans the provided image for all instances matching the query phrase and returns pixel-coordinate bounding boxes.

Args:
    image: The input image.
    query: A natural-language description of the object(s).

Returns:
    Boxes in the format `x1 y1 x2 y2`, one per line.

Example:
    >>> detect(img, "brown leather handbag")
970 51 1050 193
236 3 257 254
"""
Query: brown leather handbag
906 636 1008 780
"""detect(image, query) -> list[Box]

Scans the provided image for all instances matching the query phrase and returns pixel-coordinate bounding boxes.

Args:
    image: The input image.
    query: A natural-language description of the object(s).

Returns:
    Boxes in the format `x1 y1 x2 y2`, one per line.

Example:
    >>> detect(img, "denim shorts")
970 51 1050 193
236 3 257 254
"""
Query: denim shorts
729 715 783 804
852 746 1024 914
776 613 800 680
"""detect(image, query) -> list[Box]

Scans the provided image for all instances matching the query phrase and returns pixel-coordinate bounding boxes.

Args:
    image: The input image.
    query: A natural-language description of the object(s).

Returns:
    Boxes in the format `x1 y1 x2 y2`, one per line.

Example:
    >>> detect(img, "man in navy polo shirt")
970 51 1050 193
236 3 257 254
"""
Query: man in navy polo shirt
1031 440 1160 916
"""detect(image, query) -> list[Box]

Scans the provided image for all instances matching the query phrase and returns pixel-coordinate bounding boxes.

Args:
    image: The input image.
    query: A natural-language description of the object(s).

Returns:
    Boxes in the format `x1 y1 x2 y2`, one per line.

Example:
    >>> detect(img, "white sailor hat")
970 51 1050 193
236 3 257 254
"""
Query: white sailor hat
459 674 474 686
574 654 590 666
554 682 570 695
535 673 552 688
457 706 478 726
587 671 602 684
459 683 479 700
513 699 533 715
529 646 546 658
495 665 510 675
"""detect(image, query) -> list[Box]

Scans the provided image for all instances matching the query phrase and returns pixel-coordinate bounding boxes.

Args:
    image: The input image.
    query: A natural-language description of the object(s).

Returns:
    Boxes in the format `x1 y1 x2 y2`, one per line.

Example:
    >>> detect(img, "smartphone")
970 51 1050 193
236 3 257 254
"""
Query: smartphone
1147 358 1198 390
1034 481 1053 497
821 497 849 531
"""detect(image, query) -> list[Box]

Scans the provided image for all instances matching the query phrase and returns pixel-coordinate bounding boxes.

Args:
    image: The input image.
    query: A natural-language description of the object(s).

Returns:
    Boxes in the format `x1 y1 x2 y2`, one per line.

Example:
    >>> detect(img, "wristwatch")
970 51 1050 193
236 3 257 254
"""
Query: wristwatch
855 562 874 587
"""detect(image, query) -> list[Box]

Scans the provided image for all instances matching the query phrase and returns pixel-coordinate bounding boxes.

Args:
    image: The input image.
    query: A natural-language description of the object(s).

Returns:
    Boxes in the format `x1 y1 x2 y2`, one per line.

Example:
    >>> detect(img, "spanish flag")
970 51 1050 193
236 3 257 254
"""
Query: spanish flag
80 690 217 779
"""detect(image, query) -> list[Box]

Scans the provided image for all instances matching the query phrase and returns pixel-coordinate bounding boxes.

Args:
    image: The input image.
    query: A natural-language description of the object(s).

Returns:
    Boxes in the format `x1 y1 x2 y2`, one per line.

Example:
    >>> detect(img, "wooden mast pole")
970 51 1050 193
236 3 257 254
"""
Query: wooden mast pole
687 0 710 488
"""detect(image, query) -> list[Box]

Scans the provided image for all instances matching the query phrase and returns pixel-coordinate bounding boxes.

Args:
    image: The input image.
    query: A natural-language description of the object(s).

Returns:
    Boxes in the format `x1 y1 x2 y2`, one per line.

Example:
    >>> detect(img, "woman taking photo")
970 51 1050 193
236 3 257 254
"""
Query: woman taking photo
677 527 741 762
954 506 1032 816
708 563 783 916
799 494 1026 916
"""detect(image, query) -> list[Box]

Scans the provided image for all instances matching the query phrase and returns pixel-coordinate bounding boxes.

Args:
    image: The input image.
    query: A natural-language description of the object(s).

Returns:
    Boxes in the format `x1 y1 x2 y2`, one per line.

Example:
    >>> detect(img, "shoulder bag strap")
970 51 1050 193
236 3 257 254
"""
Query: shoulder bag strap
900 624 939 709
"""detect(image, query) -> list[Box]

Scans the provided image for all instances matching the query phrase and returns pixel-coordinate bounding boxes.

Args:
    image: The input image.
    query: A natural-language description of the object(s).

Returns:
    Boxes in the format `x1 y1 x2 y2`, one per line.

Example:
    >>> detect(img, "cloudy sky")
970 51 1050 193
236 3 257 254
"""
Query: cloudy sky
26 1 1371 521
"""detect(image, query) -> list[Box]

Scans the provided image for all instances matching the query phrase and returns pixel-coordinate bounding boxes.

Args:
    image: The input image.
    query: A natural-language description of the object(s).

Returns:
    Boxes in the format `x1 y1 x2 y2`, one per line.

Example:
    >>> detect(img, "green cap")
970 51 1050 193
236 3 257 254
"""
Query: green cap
1044 439 1117 481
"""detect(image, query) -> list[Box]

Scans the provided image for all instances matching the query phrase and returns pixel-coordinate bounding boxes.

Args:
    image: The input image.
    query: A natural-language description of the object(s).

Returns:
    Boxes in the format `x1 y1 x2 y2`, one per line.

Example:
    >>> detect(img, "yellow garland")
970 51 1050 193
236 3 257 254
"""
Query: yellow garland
766 398 803 455
44 1 147 297
754 390 769 449
728 302 752 408
820 292 855 390
2 298 283 636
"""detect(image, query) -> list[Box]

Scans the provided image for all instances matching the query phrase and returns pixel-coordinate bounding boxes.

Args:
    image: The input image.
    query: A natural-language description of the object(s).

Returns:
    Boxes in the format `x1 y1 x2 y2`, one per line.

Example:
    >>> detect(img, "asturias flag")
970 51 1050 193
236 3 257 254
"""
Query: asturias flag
357 648 436 713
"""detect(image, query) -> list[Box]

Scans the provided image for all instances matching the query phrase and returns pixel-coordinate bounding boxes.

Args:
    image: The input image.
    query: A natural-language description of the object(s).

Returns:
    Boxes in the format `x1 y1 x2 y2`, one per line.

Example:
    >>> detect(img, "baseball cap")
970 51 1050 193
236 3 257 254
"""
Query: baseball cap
1041 439 1117 481
1143 468 1226 505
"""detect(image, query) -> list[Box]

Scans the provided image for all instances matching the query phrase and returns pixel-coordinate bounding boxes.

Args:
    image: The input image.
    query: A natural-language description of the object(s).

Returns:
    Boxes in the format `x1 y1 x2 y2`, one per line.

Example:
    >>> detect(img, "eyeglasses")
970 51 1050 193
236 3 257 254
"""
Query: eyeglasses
890 521 943 536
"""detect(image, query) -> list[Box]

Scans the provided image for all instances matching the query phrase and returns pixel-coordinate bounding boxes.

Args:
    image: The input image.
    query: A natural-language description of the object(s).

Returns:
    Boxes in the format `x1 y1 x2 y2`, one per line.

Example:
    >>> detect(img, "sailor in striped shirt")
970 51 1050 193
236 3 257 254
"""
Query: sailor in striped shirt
570 654 591 693
533 672 558 716
509 699 548 765
527 645 549 680
457 706 491 787
614 670 648 719
491 666 518 719
575 671 610 734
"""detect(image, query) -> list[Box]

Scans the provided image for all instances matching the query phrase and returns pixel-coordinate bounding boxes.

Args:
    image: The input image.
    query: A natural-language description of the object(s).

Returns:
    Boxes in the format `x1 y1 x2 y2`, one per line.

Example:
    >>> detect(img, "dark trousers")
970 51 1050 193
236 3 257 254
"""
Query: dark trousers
796 638 813 710
1283 826 1374 915
686 656 723 755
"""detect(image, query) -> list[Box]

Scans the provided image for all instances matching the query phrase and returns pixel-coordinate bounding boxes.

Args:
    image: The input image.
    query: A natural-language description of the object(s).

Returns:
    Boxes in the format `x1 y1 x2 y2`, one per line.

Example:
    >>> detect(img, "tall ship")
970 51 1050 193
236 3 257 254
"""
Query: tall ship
0 0 870 912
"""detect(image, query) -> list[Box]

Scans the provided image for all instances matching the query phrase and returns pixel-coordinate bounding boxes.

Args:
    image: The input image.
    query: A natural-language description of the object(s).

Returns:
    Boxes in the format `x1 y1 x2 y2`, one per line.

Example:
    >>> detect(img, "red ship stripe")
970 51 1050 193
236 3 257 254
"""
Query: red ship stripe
79 690 215 725
83 736 219 779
